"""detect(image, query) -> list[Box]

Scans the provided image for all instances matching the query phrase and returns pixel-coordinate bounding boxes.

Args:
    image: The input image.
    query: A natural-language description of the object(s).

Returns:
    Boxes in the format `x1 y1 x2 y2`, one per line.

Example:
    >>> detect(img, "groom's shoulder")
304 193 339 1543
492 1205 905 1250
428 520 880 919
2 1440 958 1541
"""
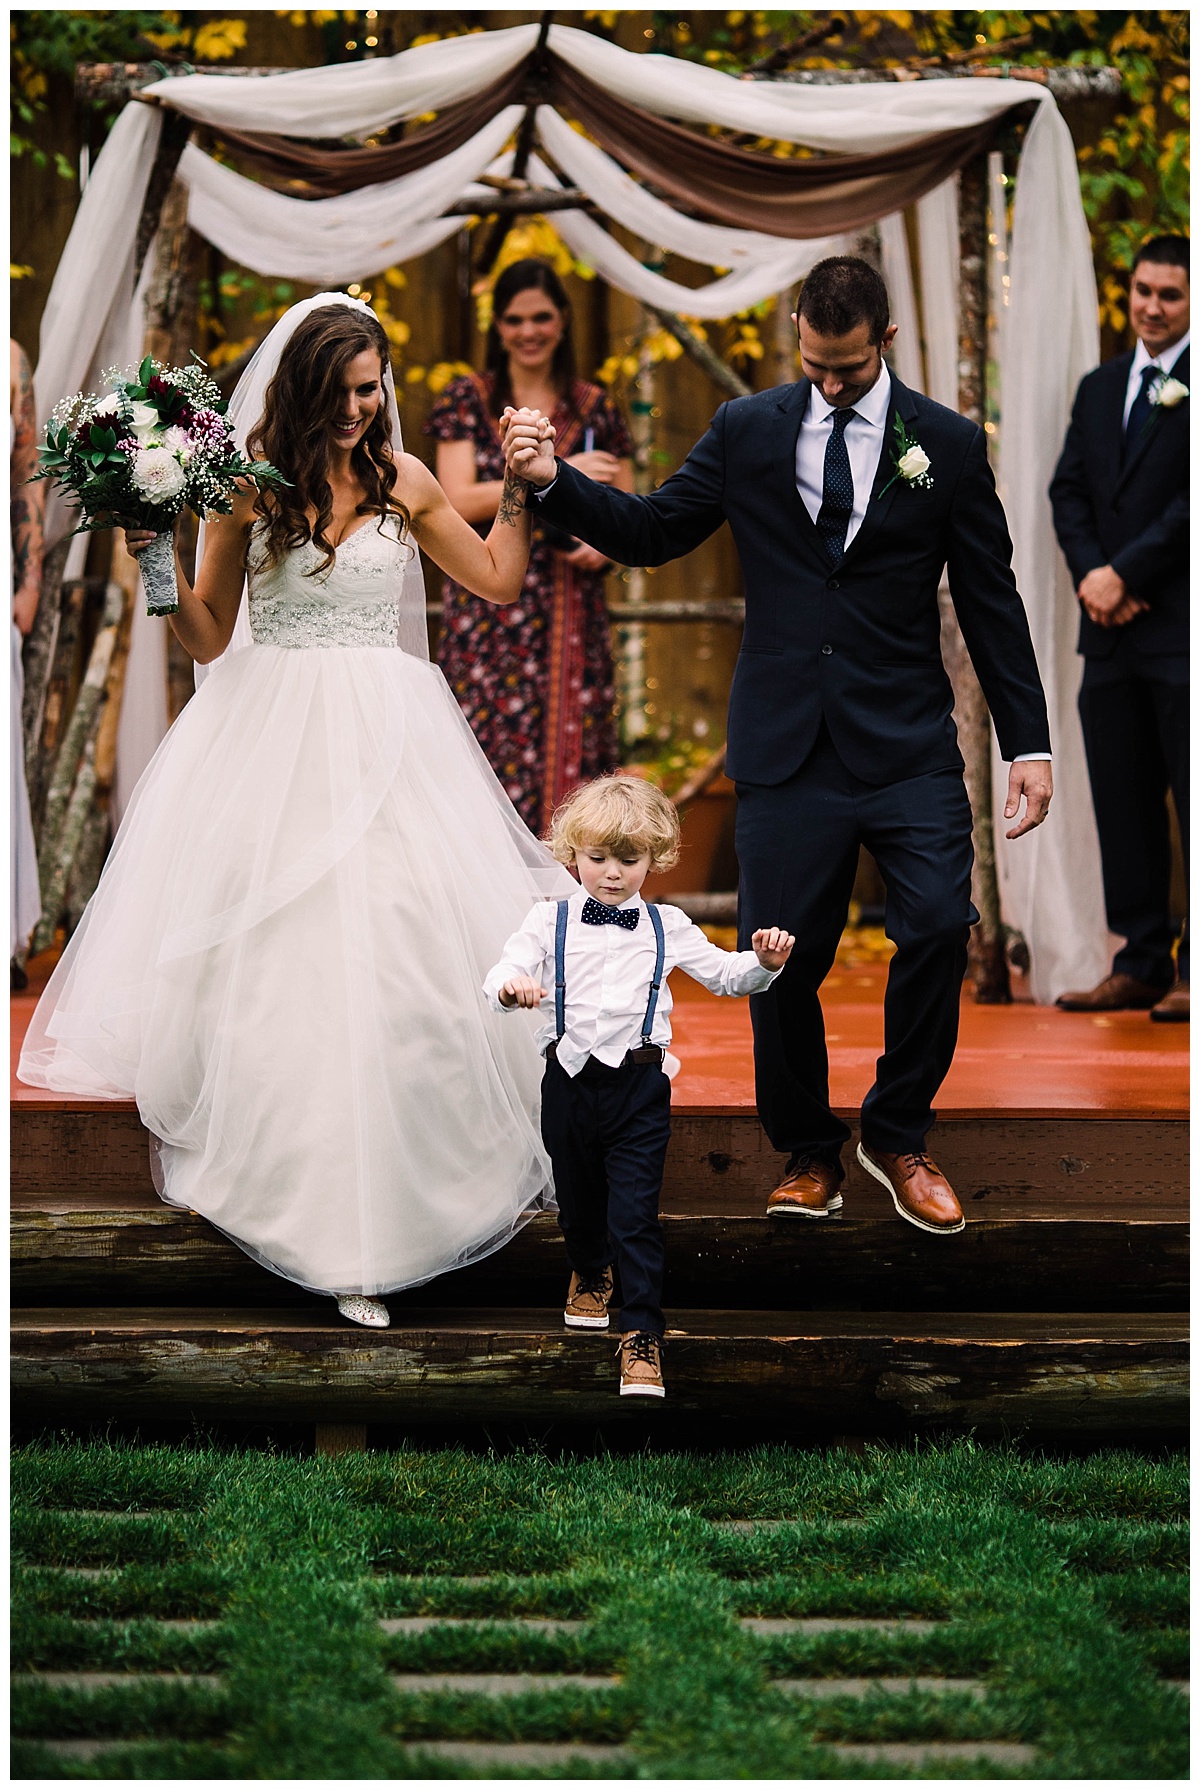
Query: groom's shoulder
715 383 797 429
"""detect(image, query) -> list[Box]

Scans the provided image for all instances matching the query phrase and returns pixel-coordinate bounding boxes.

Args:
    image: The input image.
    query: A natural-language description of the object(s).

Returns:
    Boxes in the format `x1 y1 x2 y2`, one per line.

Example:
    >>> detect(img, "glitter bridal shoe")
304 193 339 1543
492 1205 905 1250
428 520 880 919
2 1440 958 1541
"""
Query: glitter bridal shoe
336 1294 391 1328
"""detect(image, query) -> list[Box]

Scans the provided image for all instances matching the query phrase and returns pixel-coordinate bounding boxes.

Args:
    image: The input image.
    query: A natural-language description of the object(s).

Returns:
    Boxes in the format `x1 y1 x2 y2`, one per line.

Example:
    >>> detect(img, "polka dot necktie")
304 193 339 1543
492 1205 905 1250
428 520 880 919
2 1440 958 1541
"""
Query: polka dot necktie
1122 363 1160 461
817 407 856 564
581 895 639 930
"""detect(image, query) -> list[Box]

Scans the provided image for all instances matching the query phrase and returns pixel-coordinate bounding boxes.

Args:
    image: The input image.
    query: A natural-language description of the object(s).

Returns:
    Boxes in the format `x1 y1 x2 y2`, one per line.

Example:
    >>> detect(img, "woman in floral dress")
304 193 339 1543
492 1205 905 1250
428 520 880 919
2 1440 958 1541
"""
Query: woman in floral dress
426 259 632 834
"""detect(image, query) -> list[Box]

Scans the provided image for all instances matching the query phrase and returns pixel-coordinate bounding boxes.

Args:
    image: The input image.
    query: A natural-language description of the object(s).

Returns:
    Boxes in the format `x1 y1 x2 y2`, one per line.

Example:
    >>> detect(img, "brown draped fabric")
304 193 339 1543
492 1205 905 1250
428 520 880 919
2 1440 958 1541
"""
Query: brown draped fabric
189 50 1023 235
549 58 1020 238
208 60 530 195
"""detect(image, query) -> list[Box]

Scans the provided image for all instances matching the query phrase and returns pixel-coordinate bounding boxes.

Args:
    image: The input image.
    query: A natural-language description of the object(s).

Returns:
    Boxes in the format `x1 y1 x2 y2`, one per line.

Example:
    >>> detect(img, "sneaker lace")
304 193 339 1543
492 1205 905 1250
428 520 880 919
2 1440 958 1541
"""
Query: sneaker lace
575 1269 611 1299
620 1331 661 1367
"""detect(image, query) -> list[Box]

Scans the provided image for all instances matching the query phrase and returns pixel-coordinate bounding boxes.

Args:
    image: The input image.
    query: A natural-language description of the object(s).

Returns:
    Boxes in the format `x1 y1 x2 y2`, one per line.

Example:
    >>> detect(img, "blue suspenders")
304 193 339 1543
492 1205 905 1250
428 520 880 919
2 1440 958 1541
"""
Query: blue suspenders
553 899 665 1056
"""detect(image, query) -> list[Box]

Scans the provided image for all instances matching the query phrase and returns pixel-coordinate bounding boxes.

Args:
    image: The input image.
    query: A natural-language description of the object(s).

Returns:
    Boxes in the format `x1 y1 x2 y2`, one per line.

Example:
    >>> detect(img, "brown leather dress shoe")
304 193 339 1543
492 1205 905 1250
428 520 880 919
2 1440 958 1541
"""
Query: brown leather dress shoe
1055 972 1170 1012
857 1144 965 1235
1151 982 1189 1022
766 1157 843 1218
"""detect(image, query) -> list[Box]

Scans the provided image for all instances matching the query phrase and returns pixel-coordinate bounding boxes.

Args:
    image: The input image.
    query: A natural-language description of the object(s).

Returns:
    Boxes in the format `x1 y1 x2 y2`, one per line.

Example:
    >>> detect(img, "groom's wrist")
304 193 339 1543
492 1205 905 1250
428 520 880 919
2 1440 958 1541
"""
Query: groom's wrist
529 463 560 499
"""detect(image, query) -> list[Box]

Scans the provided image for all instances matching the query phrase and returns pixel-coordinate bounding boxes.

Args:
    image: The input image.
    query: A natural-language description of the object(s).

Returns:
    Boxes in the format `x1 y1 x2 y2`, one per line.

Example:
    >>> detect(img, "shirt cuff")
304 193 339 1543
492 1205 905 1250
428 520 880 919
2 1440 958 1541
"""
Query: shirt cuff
1012 753 1052 763
530 474 558 499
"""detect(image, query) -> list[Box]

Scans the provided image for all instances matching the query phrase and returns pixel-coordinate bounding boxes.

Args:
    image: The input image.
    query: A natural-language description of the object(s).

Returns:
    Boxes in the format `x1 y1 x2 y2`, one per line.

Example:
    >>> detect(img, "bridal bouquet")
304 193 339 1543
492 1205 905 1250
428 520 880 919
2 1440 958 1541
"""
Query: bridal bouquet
35 356 287 615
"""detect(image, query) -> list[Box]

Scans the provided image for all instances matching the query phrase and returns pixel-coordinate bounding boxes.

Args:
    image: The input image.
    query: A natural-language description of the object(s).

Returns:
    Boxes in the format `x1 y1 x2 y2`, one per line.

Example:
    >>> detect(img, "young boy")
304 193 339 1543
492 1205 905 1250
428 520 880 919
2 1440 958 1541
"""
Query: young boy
483 775 793 1399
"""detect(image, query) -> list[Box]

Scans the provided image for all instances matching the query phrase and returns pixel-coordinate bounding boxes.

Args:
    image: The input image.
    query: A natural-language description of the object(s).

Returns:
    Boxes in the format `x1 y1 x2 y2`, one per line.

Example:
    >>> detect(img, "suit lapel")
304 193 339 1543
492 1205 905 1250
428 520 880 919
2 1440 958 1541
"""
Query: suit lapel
1115 345 1189 493
776 379 829 572
834 373 914 573
1102 351 1134 489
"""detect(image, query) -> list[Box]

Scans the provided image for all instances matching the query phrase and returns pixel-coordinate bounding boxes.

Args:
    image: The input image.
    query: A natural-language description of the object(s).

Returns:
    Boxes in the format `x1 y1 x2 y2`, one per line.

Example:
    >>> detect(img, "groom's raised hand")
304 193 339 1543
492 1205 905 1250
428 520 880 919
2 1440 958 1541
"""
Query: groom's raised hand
1004 761 1053 839
500 406 557 489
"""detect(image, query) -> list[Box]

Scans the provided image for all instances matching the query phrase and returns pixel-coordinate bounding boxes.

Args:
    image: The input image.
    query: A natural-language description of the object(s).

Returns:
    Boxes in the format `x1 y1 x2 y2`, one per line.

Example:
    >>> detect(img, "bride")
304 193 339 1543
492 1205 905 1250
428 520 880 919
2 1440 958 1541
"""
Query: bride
19 293 573 1327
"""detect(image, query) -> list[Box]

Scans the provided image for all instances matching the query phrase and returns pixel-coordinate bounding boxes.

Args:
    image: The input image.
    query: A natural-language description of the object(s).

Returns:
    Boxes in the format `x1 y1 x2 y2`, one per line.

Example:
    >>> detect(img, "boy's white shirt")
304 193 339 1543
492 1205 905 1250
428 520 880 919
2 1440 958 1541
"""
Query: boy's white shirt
483 889 781 1079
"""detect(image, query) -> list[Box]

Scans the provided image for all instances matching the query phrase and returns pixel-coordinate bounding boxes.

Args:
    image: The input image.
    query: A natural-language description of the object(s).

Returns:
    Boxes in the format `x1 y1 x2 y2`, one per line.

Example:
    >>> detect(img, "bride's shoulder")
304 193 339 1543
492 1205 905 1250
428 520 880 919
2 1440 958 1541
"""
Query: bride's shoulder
391 450 441 515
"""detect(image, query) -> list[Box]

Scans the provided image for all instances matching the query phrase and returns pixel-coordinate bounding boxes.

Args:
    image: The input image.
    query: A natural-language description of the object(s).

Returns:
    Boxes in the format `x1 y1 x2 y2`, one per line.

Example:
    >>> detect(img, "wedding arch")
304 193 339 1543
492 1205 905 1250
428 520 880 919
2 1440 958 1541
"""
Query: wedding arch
34 21 1108 1001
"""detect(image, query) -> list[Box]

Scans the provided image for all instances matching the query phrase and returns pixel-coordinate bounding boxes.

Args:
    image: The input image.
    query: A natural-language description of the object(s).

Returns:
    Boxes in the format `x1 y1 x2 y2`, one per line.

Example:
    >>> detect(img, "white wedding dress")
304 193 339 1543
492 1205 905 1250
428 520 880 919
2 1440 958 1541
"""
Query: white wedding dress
19 516 573 1295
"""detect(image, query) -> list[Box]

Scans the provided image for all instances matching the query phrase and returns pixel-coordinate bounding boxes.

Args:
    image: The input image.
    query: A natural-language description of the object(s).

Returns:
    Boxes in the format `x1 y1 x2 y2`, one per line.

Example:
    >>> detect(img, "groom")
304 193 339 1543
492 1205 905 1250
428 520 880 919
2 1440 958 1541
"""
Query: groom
505 257 1052 1233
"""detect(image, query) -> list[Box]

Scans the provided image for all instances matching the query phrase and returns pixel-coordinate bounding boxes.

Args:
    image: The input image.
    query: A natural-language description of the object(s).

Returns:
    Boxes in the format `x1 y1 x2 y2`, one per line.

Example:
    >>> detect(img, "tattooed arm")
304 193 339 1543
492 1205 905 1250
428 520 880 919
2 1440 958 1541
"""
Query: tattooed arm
10 341 44 634
398 415 539 607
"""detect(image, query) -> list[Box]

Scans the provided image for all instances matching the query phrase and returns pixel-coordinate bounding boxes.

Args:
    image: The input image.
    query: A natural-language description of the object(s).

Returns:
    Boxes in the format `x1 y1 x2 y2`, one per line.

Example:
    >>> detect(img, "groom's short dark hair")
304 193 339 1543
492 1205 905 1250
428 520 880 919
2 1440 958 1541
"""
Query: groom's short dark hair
798 257 890 343
1132 235 1189 278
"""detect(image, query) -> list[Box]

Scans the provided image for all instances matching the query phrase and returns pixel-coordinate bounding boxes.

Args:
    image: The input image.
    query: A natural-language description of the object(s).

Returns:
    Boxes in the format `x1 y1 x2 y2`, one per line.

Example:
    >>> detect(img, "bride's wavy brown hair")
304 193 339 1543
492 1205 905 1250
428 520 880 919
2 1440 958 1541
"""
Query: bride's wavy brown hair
246 305 409 576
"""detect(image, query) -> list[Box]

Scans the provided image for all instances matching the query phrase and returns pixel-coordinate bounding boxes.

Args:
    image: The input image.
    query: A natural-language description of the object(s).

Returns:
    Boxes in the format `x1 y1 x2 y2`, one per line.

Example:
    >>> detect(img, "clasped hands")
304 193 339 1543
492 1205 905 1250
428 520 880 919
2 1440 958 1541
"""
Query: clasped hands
1078 563 1147 629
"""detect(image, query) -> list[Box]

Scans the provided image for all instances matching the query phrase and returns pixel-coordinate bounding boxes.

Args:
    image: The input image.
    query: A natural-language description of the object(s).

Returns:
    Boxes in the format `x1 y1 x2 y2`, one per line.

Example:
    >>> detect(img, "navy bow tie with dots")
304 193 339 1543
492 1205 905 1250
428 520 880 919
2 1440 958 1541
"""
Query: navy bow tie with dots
581 896 640 929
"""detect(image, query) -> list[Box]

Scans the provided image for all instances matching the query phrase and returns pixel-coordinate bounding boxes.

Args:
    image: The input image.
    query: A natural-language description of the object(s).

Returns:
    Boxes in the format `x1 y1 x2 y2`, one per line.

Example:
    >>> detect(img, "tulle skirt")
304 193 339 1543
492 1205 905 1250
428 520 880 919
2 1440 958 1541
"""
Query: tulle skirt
19 642 573 1295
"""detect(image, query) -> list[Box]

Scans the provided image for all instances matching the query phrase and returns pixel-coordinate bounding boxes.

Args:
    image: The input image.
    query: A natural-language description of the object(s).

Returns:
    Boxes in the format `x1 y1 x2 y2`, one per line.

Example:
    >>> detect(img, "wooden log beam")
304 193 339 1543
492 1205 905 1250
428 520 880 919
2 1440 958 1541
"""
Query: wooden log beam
12 1103 1189 1214
9 1307 1187 1432
443 186 592 218
11 1205 1187 1314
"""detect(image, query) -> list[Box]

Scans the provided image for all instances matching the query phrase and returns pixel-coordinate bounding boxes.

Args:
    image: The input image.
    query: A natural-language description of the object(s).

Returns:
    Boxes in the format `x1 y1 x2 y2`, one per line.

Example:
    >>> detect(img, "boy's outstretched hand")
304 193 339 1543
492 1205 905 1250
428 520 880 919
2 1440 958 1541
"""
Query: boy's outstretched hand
498 976 548 1010
752 927 795 971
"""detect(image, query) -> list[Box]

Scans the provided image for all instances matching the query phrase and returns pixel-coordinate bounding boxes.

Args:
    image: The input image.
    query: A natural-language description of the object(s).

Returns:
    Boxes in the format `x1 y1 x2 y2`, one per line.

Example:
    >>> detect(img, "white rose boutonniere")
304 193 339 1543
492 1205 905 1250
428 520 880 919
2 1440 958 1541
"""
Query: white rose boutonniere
1153 375 1189 409
880 416 933 495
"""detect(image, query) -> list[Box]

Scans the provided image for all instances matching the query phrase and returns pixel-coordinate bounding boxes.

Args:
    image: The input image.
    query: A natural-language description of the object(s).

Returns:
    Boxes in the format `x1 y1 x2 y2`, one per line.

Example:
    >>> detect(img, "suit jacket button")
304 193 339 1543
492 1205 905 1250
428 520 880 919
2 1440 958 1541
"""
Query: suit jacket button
821 644 833 655
827 578 840 590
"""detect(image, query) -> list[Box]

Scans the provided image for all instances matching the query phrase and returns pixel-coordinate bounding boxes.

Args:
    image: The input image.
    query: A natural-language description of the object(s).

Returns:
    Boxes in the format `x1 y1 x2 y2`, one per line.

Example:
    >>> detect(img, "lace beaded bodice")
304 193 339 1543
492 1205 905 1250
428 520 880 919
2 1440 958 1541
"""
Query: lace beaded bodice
247 516 409 649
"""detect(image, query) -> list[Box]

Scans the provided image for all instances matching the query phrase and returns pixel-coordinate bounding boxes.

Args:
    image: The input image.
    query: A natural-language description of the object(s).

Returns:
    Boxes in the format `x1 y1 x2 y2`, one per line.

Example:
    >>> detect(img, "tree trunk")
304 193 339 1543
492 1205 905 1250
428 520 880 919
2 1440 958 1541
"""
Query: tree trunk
21 534 71 768
952 155 1011 1003
26 575 87 835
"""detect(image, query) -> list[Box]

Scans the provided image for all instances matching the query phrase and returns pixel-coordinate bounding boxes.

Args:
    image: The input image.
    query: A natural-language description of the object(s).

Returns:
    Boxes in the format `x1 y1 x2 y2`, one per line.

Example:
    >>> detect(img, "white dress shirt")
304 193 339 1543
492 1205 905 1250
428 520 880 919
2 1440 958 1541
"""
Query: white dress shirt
795 366 1047 765
1123 330 1190 424
483 890 780 1078
794 364 892 549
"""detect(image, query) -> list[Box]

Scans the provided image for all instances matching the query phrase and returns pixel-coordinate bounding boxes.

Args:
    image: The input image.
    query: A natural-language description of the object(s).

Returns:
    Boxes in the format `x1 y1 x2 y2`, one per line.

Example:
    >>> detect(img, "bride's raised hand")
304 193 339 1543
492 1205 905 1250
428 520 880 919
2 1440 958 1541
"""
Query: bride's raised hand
121 526 160 556
500 406 557 489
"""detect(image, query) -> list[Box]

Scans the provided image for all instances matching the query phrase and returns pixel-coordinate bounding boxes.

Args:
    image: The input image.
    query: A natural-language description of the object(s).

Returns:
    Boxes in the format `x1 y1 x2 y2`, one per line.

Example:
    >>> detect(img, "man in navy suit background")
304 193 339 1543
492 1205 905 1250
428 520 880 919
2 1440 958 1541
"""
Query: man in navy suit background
1051 236 1190 1022
503 259 1052 1235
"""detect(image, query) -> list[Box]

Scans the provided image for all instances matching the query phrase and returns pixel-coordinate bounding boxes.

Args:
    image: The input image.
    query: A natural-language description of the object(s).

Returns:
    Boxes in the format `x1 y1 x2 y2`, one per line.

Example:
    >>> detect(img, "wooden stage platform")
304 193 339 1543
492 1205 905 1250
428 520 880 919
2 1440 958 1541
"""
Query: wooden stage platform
11 947 1189 1440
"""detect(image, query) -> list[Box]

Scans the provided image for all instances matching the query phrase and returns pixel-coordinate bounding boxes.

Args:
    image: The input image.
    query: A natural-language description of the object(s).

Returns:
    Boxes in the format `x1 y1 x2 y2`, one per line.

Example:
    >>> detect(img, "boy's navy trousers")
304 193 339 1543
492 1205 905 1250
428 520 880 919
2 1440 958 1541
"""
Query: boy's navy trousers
540 1050 671 1337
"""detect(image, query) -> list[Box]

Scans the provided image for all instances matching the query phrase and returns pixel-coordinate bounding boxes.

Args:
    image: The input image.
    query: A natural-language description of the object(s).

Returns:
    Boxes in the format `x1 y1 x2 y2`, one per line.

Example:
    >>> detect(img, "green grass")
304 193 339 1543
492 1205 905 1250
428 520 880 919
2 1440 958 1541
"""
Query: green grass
10 1438 1189 1779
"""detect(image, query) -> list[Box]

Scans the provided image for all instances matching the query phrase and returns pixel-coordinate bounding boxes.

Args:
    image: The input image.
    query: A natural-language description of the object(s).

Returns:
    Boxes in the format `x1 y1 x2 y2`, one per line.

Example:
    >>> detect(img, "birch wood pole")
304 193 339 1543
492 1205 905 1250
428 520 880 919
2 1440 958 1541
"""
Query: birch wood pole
31 580 125 954
943 153 1011 1003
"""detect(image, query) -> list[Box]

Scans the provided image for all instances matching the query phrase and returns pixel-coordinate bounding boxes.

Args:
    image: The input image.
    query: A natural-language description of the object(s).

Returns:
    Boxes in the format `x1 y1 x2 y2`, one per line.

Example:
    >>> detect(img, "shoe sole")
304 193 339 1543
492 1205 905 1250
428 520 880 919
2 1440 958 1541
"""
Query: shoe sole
856 1144 965 1236
1150 1011 1189 1023
766 1194 844 1217
620 1383 665 1397
564 1313 610 1329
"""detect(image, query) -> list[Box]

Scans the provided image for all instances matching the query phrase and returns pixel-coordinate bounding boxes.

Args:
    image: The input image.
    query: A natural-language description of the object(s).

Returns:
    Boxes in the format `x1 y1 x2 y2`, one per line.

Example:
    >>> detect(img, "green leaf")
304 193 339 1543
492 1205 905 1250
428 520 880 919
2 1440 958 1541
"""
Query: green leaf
138 355 154 387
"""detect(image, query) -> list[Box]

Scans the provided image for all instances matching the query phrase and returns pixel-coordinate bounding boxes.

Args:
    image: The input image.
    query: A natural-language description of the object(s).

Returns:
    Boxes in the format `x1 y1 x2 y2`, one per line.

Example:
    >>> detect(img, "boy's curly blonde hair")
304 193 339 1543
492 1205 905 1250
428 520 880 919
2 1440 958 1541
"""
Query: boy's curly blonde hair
548 774 681 872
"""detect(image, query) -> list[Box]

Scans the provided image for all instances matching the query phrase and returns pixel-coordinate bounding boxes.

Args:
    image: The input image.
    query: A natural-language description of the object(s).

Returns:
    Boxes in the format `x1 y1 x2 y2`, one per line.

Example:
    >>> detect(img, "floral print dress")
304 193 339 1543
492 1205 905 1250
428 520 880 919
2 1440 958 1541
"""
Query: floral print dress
425 373 631 834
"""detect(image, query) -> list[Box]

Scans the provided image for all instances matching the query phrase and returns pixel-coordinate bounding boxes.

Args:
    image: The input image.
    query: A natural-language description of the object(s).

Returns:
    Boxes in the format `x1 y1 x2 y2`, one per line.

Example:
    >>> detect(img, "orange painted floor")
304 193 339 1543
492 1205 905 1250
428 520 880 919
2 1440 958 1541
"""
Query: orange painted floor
13 940 1187 1122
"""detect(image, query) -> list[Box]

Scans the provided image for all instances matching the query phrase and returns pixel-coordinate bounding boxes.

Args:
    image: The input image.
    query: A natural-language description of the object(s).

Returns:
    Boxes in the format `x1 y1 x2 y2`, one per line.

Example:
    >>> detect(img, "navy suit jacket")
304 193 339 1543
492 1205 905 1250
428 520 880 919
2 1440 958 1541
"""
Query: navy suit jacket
535 375 1050 787
1049 347 1189 661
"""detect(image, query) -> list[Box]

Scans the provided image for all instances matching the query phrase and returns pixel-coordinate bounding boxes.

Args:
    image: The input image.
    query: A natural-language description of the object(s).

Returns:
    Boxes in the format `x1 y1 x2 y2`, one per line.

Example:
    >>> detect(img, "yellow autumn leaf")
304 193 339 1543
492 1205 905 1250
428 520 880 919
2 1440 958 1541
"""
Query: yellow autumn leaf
384 319 411 347
193 19 248 60
406 366 426 384
10 264 35 280
384 267 407 289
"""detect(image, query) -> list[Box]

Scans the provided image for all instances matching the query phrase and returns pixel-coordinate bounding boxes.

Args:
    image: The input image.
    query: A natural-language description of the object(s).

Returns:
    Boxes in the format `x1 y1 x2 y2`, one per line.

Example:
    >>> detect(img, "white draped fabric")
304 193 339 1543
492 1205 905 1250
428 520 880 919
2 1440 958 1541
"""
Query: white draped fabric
915 180 961 410
31 26 1103 994
993 100 1107 1002
877 210 926 394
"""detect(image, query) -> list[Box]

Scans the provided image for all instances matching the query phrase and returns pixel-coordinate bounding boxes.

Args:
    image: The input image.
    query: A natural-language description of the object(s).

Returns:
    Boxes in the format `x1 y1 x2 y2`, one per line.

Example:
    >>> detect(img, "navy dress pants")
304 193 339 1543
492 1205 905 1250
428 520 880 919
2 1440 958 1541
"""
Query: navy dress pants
736 723 976 1166
540 1052 671 1337
1078 648 1189 987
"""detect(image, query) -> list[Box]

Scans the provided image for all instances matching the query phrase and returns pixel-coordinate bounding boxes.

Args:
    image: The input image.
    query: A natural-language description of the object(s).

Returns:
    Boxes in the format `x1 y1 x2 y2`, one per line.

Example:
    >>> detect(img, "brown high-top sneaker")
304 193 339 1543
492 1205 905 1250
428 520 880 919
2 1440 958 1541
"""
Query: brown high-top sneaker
563 1268 614 1330
857 1145 965 1235
1151 983 1189 1023
617 1331 665 1398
